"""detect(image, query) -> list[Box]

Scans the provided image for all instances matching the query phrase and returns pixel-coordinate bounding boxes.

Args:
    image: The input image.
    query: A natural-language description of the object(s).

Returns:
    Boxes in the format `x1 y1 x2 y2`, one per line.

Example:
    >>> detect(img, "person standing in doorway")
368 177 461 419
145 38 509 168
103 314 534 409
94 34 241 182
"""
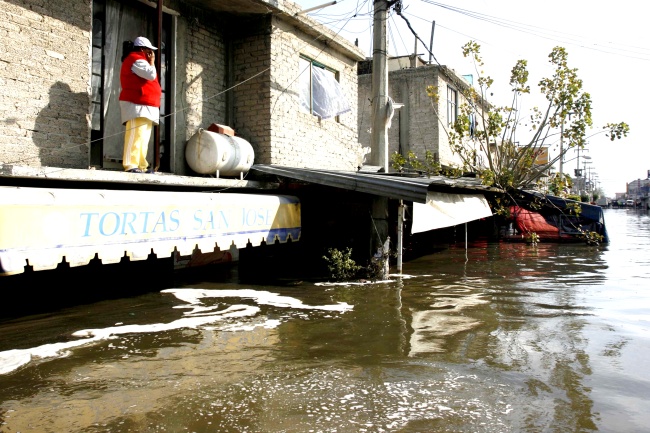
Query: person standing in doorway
119 36 161 173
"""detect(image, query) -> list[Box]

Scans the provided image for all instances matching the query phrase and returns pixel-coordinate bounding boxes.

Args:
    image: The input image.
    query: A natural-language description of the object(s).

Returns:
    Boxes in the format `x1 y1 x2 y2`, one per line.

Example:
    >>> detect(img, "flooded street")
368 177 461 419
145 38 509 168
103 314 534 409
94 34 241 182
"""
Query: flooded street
1 208 649 432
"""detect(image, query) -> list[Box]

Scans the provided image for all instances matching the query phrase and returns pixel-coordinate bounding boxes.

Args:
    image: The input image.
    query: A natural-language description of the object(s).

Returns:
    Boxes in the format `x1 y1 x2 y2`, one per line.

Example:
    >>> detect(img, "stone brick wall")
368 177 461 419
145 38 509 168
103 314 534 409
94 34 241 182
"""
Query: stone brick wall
0 0 91 169
198 11 364 172
170 3 366 175
230 16 363 171
267 17 362 170
231 24 272 167
174 13 228 174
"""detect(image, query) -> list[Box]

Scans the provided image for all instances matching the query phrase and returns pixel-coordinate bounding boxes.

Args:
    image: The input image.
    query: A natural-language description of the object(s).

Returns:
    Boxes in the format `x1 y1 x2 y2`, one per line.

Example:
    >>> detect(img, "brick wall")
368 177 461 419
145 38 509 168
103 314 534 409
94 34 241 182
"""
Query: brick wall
392 67 445 164
267 17 362 170
0 0 91 169
175 13 228 174
231 15 363 171
231 24 272 166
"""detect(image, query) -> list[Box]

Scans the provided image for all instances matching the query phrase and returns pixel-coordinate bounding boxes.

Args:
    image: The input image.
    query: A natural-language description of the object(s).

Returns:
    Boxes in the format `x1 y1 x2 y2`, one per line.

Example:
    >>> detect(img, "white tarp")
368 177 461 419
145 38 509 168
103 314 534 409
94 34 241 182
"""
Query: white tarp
311 66 351 120
411 191 493 234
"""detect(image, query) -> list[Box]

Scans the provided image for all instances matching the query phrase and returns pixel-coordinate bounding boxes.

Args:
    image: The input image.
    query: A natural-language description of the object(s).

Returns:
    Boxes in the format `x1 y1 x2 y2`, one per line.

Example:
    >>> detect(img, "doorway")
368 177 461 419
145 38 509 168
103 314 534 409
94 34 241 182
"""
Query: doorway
91 0 171 172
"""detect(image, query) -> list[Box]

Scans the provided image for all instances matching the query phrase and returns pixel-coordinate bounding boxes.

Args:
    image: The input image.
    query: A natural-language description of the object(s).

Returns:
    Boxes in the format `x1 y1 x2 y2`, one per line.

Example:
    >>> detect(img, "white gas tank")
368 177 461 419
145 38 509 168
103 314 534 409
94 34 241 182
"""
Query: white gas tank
185 129 254 177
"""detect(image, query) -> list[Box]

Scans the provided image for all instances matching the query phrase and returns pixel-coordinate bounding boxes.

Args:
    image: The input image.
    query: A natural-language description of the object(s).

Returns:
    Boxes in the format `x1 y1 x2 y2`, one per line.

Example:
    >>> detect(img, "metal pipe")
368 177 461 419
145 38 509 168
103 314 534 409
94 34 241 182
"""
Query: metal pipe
428 21 435 63
295 1 337 15
397 200 404 274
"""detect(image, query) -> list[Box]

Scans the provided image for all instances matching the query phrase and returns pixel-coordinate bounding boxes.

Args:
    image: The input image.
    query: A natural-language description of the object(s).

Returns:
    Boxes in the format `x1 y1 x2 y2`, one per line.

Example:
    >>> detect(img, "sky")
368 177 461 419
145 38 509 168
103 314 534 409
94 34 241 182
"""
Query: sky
297 0 649 197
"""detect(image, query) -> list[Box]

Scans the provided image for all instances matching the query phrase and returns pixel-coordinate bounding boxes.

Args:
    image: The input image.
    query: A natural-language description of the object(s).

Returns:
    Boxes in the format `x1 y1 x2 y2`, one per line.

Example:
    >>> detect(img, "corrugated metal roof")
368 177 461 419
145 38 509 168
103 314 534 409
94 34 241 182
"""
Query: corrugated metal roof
251 165 501 204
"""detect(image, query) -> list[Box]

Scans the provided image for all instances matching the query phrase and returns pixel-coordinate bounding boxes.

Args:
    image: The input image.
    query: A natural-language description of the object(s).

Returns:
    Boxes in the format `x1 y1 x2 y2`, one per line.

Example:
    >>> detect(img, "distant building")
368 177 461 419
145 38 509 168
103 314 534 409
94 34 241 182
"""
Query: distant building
626 178 650 200
357 55 490 171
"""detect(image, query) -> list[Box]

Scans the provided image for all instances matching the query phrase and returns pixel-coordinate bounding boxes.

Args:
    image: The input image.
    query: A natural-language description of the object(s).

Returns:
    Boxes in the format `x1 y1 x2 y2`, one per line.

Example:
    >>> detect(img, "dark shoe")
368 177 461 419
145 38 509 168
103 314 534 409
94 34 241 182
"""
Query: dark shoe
126 168 143 173
145 168 156 173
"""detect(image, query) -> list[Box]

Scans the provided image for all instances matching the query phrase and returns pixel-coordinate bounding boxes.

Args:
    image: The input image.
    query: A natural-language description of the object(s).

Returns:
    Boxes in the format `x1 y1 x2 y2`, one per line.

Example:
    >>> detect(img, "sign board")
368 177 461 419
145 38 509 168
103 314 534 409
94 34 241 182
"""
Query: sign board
0 187 300 275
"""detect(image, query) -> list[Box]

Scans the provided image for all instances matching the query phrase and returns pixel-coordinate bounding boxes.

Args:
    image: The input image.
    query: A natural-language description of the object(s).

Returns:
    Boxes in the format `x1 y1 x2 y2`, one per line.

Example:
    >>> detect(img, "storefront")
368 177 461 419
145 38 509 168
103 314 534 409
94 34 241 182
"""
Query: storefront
0 186 301 275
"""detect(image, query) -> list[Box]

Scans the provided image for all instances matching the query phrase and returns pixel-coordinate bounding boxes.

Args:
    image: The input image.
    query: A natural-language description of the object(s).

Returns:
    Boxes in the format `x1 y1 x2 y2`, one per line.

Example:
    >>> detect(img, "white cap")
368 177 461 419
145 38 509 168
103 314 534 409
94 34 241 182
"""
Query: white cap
133 36 157 50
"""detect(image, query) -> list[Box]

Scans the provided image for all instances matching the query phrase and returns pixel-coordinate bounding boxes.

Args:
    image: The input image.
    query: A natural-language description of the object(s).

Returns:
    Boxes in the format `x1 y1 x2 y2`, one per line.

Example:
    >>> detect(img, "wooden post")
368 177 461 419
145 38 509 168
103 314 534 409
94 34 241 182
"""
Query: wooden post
154 0 163 171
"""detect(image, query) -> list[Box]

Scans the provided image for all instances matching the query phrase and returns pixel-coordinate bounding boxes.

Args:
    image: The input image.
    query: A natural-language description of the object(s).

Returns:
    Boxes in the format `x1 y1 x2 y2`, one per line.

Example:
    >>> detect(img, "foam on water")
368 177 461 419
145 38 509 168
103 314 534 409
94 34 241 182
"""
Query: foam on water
0 288 353 375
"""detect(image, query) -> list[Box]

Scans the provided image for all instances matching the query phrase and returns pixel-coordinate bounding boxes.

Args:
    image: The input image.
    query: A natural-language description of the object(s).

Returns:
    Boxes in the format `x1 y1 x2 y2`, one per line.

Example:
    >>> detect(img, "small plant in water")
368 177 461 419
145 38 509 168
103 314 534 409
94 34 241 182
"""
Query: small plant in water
323 248 363 281
582 231 604 246
525 232 539 246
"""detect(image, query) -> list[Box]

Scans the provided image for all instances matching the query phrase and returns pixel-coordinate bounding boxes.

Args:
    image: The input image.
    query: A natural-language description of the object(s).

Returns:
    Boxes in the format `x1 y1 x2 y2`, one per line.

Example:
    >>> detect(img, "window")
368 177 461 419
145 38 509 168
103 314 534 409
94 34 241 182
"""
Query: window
447 86 458 128
299 56 350 120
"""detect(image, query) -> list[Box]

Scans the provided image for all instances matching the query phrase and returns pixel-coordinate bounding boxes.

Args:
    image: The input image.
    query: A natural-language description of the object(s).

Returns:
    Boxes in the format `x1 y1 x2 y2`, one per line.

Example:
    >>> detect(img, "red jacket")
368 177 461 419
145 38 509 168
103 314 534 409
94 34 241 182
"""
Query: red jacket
119 52 161 107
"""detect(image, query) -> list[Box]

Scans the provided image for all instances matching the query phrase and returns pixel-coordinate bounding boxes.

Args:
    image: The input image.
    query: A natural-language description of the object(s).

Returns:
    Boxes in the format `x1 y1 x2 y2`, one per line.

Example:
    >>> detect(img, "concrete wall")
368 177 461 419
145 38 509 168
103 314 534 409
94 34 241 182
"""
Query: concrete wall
0 0 92 169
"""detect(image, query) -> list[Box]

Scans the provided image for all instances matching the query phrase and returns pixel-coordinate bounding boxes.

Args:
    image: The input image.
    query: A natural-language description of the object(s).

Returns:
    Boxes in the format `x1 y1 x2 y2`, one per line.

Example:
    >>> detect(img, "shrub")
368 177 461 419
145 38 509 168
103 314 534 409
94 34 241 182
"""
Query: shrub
322 248 363 281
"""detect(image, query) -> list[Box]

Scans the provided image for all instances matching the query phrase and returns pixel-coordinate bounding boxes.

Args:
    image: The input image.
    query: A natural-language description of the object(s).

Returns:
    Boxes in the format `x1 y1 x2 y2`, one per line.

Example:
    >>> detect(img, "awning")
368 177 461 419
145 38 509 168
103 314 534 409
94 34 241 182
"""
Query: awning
411 191 493 233
251 165 499 204
250 165 497 235
0 186 301 275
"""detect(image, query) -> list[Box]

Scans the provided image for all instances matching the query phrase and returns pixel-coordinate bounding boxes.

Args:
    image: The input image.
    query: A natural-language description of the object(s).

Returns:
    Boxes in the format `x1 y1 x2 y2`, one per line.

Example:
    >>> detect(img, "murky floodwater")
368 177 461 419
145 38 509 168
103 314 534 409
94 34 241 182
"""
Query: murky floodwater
1 208 649 432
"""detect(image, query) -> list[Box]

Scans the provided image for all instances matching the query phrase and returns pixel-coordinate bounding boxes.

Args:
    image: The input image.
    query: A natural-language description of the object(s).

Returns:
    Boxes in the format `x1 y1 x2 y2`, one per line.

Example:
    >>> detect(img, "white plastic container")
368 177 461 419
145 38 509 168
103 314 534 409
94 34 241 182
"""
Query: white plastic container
185 129 254 177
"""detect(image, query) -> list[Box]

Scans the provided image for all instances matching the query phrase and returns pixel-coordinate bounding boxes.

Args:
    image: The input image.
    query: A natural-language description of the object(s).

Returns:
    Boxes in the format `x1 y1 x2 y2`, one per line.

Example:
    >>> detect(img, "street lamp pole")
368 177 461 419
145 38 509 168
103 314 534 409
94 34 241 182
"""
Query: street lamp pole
559 112 573 177
560 119 564 176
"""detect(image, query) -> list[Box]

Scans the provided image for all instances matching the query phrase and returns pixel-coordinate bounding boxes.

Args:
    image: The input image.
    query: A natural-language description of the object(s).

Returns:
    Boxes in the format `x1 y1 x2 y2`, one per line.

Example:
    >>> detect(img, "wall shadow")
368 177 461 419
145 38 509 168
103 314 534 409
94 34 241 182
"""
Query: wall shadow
33 81 90 167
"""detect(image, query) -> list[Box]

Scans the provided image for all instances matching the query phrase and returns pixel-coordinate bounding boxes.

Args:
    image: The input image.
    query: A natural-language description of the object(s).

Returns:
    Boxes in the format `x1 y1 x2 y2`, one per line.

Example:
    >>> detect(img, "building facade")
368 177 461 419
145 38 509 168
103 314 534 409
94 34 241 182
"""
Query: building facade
627 177 650 201
0 0 366 175
357 56 481 171
0 1 500 278
0 0 370 276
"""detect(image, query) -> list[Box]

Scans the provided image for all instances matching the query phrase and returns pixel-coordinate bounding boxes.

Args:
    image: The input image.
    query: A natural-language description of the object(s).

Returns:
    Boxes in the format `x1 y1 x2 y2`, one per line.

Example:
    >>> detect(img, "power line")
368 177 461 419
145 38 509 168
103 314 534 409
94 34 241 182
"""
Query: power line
388 14 409 55
311 0 650 62
415 0 650 61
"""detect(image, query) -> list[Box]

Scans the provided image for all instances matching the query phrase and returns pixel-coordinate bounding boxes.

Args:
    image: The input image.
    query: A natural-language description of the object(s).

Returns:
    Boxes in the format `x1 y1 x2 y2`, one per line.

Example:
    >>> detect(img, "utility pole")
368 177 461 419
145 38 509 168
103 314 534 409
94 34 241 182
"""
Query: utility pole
369 0 390 278
559 111 573 180
370 0 389 172
559 119 565 178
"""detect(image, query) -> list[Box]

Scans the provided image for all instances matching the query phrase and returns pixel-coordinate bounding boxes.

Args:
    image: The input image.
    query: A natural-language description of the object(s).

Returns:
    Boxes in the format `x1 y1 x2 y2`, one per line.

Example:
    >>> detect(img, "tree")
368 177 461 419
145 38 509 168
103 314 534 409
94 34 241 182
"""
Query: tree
398 42 629 207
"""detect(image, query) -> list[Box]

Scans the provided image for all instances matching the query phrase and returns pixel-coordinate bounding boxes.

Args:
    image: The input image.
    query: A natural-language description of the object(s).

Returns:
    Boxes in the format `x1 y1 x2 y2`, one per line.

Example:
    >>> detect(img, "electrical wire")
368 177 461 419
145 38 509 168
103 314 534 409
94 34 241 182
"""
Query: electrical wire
415 0 650 61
